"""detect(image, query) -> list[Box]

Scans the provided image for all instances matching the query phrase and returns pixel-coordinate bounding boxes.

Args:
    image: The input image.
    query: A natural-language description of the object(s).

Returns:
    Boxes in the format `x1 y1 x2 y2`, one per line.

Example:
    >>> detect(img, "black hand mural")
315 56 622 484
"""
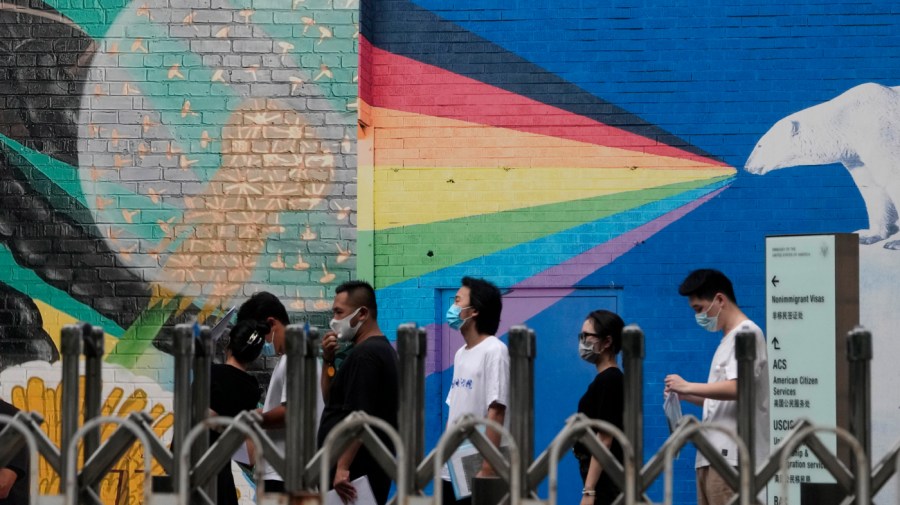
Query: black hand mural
0 282 58 369
0 2 155 365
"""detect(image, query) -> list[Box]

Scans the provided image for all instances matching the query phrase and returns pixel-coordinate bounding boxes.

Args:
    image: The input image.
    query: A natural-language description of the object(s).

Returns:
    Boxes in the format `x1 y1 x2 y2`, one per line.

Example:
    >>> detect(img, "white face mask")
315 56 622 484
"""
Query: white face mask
330 307 363 342
695 298 722 332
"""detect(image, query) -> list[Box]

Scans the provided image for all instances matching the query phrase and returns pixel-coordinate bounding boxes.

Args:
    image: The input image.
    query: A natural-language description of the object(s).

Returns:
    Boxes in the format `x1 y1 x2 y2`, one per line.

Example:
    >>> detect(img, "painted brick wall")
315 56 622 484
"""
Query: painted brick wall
2 0 900 503
0 0 358 500
364 1 899 503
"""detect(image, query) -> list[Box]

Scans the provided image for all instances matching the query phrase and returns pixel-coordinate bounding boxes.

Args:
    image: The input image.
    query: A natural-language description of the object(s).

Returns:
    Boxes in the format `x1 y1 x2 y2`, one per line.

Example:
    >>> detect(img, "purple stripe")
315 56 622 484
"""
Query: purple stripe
424 186 729 375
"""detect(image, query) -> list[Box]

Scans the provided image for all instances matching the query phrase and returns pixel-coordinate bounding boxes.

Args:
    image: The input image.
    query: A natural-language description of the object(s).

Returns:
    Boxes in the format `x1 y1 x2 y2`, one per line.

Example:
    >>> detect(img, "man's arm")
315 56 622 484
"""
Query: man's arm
477 402 507 477
676 393 706 406
246 439 257 467
258 404 286 429
665 374 737 401
332 441 362 503
0 468 18 500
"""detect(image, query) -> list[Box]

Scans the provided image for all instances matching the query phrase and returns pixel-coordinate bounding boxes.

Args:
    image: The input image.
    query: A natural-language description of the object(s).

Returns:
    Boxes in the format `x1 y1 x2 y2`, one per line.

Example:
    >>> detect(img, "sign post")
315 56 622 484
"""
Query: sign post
765 233 858 505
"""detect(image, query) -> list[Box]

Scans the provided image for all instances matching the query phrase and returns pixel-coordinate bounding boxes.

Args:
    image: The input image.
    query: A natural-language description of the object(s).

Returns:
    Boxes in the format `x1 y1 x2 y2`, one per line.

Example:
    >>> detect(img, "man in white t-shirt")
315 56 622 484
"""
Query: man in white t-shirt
237 292 323 493
665 269 770 505
443 276 509 505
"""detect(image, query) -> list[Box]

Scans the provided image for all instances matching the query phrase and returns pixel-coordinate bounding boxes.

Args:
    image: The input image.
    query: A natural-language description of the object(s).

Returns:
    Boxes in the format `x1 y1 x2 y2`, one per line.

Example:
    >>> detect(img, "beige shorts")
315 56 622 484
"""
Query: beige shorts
696 466 735 505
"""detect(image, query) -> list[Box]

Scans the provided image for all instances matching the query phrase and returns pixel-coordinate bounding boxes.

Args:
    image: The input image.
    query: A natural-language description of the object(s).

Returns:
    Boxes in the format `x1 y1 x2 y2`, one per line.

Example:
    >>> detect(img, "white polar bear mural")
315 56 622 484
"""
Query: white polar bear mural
745 82 900 248
747 82 900 503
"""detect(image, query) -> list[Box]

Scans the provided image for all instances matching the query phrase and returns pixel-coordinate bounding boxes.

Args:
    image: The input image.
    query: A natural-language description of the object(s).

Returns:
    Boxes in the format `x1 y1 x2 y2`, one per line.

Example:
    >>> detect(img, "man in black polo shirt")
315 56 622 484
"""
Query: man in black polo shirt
0 399 28 505
319 281 399 505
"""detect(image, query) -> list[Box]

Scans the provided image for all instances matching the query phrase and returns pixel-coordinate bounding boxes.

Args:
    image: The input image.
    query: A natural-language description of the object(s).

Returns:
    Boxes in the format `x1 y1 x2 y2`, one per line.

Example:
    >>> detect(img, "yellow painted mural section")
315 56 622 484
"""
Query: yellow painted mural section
33 300 120 356
371 107 733 229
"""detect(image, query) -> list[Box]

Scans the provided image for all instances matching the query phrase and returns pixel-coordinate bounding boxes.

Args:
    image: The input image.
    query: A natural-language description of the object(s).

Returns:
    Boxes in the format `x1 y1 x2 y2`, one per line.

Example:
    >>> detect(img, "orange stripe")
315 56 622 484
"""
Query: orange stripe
373 107 735 172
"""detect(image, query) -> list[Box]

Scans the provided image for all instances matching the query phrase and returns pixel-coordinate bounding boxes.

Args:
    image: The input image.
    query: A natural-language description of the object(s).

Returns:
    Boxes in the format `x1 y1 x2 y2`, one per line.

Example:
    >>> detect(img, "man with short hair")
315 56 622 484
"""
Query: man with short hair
319 281 399 505
238 291 325 493
665 269 770 505
442 276 509 505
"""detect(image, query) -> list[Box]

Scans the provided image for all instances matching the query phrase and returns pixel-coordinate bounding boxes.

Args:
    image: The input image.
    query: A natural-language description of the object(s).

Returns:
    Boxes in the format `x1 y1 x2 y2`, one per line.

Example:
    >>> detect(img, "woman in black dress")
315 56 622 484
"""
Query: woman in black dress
209 320 266 505
574 310 626 505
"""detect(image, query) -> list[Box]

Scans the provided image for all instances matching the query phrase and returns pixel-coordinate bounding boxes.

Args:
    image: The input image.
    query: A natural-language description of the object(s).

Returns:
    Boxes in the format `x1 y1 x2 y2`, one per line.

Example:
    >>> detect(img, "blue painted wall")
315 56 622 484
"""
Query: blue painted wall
371 0 891 502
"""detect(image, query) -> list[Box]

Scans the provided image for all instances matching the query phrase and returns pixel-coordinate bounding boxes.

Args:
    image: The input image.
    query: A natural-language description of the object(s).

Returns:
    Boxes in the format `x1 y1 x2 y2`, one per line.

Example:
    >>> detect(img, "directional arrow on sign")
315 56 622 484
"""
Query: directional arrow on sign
771 275 780 287
772 337 781 350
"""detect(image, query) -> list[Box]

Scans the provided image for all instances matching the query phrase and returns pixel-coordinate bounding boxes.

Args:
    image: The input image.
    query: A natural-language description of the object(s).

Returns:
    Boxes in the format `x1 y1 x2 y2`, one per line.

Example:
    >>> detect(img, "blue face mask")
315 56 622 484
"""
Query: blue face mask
446 304 472 331
261 340 277 357
695 299 722 332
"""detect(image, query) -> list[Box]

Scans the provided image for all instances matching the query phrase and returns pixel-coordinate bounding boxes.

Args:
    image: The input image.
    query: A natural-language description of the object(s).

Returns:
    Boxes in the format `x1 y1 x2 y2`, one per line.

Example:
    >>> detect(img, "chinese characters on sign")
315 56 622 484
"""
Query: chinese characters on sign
766 235 842 505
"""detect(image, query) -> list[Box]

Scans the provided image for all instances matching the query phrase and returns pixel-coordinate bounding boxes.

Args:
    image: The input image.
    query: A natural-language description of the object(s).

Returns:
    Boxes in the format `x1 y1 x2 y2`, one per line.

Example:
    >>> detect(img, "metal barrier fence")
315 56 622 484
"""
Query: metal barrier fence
0 322 889 505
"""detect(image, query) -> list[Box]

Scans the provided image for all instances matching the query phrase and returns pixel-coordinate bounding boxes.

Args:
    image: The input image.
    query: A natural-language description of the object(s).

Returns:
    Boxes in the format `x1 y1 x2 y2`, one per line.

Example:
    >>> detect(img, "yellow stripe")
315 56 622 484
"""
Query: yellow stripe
369 107 733 229
373 167 729 230
33 300 120 356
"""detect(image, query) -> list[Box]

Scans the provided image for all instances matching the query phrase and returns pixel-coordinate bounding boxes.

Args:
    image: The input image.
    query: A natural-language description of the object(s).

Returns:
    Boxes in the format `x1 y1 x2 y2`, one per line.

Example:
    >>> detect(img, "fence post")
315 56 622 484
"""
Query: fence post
191 325 214 500
621 324 644 500
172 324 195 493
847 327 872 468
82 326 104 468
285 324 319 492
64 417 154 505
736 328 758 480
508 325 536 497
60 324 84 492
82 325 105 496
398 323 426 494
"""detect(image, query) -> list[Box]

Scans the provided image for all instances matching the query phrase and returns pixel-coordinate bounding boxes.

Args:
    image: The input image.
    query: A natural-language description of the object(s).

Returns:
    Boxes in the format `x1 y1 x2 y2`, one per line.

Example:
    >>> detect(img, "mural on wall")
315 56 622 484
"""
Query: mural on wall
747 82 900 249
362 1 738 501
0 0 358 500
75 0 344 318
0 0 357 355
364 0 735 342
0 362 178 503
0 3 117 370
365 1 900 503
746 81 900 503
3 0 900 503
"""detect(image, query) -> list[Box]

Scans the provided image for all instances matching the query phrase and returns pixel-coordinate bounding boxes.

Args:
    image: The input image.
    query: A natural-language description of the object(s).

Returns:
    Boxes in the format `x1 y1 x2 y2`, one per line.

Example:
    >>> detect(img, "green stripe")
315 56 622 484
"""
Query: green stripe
372 176 732 287
0 244 125 336
41 0 128 39
106 302 175 366
0 133 89 209
0 134 184 242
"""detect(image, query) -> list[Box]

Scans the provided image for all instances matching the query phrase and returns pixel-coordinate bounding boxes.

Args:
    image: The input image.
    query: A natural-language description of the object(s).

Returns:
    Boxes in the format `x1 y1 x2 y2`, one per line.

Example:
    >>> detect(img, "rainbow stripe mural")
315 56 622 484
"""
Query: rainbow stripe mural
358 5 739 499
360 0 734 346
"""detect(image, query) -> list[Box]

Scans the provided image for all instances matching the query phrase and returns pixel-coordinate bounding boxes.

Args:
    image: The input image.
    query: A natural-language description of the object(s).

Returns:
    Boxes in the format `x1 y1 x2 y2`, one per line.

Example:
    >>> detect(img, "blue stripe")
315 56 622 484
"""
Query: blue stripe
375 178 732 335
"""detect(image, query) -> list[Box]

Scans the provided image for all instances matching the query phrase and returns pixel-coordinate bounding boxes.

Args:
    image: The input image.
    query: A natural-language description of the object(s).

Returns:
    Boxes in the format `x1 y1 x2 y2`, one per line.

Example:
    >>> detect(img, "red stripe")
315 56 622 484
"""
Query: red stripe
362 36 727 165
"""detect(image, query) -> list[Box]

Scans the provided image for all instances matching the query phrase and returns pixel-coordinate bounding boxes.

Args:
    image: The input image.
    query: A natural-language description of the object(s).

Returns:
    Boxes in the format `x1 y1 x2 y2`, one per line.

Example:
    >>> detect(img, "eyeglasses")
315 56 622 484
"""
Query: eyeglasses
578 331 602 340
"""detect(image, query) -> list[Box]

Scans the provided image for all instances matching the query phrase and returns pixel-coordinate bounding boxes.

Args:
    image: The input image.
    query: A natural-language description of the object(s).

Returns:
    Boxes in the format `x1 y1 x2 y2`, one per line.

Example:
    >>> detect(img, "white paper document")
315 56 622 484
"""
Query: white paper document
447 440 480 499
663 392 683 433
446 440 511 500
210 306 237 342
325 475 377 505
232 443 250 466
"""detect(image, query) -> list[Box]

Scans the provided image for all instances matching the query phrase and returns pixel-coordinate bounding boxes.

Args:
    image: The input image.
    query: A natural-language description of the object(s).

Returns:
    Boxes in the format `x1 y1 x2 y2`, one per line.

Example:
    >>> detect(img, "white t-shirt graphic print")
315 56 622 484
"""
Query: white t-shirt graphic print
443 335 510 480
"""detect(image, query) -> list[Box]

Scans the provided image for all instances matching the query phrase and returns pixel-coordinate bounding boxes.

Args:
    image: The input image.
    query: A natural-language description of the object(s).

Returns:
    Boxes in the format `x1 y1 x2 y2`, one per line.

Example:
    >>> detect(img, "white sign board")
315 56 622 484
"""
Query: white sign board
766 235 838 505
